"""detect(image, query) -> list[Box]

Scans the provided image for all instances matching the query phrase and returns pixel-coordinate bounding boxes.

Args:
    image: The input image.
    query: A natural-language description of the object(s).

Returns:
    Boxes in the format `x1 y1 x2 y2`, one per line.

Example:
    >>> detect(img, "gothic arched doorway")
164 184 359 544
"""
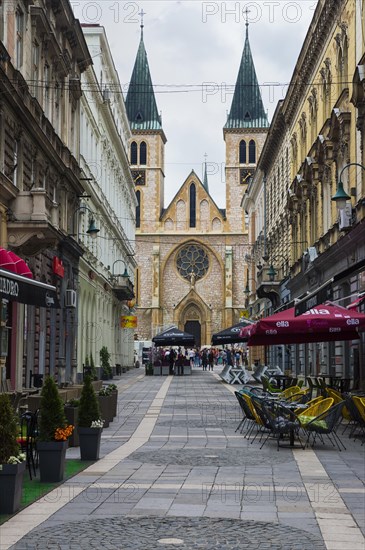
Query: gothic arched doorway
184 320 201 347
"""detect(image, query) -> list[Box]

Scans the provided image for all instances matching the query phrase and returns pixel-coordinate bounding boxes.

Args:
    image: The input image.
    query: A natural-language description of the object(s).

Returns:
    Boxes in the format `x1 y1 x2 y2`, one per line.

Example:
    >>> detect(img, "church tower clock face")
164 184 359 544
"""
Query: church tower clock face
176 244 209 281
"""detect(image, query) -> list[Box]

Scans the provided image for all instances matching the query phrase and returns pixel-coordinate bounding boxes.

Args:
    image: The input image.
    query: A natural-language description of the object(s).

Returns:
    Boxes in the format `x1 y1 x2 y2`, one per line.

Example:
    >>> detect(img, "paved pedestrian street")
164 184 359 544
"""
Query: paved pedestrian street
2 369 364 550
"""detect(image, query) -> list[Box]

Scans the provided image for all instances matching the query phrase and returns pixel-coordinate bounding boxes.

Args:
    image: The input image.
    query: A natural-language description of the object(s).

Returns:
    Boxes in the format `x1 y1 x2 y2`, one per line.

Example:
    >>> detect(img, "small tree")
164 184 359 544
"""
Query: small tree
89 352 97 379
38 376 66 441
100 346 112 378
0 394 20 463
78 375 100 428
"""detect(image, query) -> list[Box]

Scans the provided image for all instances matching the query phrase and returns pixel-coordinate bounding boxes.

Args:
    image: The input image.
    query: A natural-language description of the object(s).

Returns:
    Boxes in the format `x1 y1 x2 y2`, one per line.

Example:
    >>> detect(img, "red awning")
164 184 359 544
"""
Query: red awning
240 303 365 346
0 248 33 279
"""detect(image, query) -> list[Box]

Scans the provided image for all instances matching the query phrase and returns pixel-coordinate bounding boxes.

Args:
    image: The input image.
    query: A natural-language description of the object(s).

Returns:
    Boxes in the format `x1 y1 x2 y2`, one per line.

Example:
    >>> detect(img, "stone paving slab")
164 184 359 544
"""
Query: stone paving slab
2 367 365 550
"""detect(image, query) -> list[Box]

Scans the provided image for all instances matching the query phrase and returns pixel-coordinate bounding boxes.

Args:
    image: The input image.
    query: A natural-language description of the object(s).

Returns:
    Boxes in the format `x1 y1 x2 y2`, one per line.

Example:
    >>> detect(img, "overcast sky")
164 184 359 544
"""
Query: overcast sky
72 1 318 208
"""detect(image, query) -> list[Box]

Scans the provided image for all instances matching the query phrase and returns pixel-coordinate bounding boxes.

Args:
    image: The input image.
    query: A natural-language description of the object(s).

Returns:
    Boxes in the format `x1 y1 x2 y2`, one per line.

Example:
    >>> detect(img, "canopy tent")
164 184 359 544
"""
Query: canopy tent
152 326 195 347
240 303 365 346
211 320 254 345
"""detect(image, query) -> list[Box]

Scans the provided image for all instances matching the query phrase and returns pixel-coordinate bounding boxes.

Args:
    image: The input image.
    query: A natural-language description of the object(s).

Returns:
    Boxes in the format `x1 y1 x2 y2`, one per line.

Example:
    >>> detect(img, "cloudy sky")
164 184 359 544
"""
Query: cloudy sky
72 1 318 207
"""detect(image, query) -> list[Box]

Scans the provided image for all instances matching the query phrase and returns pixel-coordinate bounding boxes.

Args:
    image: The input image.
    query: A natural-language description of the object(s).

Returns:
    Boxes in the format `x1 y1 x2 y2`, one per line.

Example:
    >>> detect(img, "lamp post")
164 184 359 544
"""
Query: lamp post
71 205 100 239
244 277 257 307
111 259 130 280
331 162 365 210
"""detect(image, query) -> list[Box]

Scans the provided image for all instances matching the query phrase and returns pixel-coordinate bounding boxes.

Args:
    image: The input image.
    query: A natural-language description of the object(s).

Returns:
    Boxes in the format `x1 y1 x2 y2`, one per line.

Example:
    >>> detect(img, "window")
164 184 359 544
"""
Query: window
15 9 23 69
130 141 137 164
139 141 147 165
44 64 50 118
136 190 141 228
32 41 40 99
189 183 196 228
239 140 246 164
176 244 209 281
13 139 18 186
248 140 256 163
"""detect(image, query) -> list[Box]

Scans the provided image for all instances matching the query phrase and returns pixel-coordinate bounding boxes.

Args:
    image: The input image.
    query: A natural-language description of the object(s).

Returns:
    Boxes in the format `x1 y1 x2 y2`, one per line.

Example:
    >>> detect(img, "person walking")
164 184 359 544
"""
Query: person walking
201 349 208 371
208 349 214 371
168 347 176 375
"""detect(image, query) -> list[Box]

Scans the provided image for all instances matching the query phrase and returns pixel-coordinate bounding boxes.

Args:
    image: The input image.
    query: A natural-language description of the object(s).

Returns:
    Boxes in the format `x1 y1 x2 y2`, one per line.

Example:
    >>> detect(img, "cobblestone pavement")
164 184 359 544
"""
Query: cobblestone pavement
11 516 326 549
3 367 365 550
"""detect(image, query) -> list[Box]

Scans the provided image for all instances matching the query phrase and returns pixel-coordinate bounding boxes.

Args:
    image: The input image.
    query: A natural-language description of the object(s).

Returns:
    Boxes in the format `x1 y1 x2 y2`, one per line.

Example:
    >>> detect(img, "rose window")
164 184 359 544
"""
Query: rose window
176 245 209 281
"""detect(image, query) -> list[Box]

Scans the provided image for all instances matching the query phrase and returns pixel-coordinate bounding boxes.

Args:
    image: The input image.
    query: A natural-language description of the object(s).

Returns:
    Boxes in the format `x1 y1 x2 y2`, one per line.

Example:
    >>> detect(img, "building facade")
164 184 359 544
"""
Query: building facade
78 25 136 373
243 0 365 385
0 0 91 389
127 25 268 346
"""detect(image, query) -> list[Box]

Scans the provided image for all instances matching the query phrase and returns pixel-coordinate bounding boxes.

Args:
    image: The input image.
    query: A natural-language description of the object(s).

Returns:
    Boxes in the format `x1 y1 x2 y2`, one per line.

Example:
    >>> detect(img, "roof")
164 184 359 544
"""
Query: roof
225 27 269 129
125 31 162 130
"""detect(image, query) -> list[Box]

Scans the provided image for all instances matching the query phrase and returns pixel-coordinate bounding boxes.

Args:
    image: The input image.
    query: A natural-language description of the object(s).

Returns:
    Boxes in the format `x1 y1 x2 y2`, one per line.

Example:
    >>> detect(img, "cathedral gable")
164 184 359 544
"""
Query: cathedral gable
161 170 225 231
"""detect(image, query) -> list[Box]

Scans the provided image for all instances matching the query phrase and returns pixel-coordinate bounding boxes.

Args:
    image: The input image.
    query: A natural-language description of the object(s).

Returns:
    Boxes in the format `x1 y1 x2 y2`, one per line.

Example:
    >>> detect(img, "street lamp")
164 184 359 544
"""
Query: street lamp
112 259 130 280
71 205 99 239
267 264 277 282
331 162 365 210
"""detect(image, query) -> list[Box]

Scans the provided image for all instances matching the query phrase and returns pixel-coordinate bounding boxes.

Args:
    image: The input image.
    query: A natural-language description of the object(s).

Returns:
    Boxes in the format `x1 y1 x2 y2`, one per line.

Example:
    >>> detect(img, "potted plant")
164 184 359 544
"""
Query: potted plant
108 383 118 418
100 346 112 380
64 398 80 447
37 376 74 482
0 394 26 514
78 375 104 460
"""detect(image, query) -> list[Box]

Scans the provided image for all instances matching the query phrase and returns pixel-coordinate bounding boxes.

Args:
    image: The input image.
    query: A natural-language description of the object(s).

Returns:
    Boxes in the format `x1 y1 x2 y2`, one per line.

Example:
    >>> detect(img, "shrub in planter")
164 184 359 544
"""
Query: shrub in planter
78 375 103 460
38 377 74 482
0 394 26 514
100 346 112 380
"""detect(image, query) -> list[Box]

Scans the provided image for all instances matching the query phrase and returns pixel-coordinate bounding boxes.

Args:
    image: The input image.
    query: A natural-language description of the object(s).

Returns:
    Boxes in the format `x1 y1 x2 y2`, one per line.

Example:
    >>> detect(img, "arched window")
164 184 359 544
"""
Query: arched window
130 141 137 165
136 190 141 228
140 141 147 165
239 140 246 163
189 183 196 228
248 140 256 163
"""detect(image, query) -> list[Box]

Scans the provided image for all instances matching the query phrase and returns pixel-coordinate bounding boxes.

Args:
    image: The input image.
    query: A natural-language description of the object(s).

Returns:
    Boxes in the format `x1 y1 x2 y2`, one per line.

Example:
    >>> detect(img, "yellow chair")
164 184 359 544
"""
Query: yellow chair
326 388 351 420
280 386 301 400
295 395 323 414
298 397 334 426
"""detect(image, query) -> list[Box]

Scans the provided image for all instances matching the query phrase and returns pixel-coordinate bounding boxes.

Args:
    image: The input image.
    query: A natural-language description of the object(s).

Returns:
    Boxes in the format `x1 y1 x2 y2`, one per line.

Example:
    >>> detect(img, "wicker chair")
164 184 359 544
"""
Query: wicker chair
297 397 334 427
253 399 303 450
301 402 346 451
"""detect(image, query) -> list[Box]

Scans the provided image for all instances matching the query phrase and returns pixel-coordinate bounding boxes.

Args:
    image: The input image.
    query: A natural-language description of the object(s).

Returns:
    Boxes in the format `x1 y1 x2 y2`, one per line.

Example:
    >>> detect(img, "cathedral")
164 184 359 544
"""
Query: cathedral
126 24 269 346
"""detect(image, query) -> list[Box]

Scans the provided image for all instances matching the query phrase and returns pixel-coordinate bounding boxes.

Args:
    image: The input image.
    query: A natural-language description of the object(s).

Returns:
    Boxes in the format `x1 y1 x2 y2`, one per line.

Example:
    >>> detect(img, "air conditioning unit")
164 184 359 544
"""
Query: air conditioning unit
339 204 352 230
65 289 77 308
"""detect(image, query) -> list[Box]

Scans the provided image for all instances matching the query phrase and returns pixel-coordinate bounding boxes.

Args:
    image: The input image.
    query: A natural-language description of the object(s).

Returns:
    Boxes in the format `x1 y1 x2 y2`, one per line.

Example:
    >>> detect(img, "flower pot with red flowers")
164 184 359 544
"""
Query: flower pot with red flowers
37 377 74 482
0 394 26 514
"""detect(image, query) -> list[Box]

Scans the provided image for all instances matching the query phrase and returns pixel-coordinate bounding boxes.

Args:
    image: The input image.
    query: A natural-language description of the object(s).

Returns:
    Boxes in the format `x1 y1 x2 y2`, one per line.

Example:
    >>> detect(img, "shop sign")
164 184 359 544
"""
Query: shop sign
120 315 137 329
0 269 60 308
53 257 65 278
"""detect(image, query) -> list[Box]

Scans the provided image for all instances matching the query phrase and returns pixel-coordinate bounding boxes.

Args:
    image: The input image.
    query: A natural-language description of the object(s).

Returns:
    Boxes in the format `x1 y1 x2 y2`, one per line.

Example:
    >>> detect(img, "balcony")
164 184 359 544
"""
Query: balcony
111 275 135 301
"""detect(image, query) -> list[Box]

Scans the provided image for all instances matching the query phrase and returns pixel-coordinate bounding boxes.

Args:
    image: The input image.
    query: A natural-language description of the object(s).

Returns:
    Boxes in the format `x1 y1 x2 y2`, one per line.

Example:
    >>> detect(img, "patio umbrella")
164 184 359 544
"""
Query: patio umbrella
239 303 365 346
211 320 254 345
152 326 195 347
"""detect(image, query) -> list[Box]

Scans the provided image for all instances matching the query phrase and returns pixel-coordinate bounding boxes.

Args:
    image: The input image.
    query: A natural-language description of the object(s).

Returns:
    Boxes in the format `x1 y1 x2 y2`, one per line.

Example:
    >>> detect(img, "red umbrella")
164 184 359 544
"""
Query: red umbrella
0 248 16 272
240 303 365 346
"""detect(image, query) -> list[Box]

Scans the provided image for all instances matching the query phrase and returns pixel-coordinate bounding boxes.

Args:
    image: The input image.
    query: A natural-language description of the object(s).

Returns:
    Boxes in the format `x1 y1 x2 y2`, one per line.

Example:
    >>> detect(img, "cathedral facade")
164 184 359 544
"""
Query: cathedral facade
126 25 269 346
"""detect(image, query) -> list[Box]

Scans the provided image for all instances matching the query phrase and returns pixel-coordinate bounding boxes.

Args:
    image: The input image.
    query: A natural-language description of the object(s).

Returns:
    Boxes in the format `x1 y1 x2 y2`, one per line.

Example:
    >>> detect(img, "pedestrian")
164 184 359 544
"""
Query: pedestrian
168 347 176 375
176 351 184 376
208 349 214 371
226 347 233 367
194 348 201 367
202 350 208 371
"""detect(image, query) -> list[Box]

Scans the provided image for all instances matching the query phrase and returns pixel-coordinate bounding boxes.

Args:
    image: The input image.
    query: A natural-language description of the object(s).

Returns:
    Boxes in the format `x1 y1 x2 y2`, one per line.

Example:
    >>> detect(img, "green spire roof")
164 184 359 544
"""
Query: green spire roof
203 161 209 192
225 27 269 129
125 30 162 130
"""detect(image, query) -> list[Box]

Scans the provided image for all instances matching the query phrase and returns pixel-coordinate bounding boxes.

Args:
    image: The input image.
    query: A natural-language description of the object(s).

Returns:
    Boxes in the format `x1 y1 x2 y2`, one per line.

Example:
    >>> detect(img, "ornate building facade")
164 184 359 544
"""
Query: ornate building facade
126 25 268 345
243 0 365 385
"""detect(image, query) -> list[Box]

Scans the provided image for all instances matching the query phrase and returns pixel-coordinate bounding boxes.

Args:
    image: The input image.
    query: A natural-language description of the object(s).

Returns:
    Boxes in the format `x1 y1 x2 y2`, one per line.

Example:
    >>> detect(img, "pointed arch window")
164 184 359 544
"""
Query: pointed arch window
189 183 196 228
130 141 137 165
239 140 247 164
136 190 141 228
140 141 147 165
248 140 256 163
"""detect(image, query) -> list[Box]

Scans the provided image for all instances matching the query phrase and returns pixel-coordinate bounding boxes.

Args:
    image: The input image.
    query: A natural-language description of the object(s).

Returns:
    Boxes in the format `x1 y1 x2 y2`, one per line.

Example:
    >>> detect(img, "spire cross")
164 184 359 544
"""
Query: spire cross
139 9 146 30
204 152 208 164
244 7 250 35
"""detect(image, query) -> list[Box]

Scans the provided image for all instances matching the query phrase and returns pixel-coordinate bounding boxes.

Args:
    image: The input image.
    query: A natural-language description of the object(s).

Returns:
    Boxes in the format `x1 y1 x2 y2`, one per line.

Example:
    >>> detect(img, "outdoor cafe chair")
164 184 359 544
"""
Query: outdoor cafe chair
295 395 323 414
234 391 257 436
325 388 351 421
301 402 346 451
254 399 303 451
18 410 39 480
261 375 281 394
350 397 365 444
240 393 267 442
343 396 365 439
280 385 302 400
297 397 334 428
284 389 311 405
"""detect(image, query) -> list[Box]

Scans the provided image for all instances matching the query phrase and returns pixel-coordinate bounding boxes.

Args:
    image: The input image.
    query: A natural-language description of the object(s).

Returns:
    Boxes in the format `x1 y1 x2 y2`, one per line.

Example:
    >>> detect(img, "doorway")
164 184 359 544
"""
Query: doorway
184 320 201 347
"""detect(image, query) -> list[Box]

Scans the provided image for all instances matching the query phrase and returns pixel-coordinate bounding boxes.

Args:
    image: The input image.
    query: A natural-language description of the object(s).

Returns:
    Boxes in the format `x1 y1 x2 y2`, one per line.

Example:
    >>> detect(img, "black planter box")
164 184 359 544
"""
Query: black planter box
37 440 68 482
0 461 26 514
78 427 102 460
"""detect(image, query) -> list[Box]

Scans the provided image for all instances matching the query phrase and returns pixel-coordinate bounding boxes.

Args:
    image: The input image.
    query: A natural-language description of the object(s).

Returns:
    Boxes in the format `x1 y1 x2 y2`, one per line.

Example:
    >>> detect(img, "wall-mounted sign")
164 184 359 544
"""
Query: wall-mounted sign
53 257 65 278
0 269 60 308
120 315 137 329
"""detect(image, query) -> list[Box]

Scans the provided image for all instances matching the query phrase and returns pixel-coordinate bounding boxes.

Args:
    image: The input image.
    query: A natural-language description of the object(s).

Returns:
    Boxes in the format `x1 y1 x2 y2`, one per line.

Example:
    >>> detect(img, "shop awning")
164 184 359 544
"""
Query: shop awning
0 268 60 308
